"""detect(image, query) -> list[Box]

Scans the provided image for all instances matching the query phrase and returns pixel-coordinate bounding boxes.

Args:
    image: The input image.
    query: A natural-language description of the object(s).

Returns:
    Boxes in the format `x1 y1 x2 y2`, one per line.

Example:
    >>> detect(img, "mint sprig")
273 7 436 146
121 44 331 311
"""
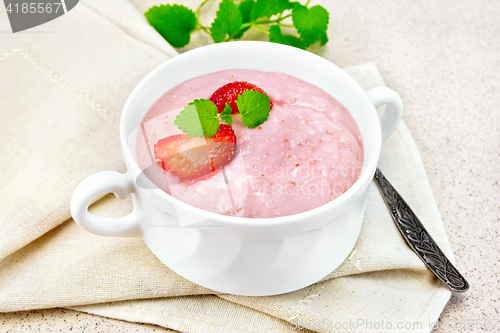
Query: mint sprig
145 0 329 50
174 90 271 137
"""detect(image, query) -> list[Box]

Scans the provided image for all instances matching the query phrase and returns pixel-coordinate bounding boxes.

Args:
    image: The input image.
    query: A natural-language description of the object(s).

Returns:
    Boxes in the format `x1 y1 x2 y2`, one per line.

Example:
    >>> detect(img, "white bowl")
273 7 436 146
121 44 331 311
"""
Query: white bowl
71 41 403 296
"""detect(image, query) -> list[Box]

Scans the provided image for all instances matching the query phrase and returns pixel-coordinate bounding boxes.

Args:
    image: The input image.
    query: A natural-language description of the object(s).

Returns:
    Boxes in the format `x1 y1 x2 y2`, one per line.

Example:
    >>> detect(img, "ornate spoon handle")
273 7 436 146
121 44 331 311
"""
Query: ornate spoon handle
373 168 469 292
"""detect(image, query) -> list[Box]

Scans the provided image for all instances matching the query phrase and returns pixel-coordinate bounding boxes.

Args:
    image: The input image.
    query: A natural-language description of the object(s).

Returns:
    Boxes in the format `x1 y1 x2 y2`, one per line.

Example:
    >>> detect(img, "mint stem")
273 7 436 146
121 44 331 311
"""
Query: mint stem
277 14 292 21
197 24 211 34
239 14 293 30
218 112 243 117
196 0 210 16
195 0 212 35
251 23 270 34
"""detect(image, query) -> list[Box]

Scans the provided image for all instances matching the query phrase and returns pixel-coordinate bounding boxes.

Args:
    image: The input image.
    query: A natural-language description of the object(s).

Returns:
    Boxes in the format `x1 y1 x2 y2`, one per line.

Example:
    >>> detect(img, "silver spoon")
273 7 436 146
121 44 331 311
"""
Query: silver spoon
373 168 469 292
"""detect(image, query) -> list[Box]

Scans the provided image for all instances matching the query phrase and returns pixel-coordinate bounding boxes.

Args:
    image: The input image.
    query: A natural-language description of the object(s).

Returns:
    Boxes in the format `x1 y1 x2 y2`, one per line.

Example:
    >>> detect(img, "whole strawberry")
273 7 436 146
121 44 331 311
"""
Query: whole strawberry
210 81 273 114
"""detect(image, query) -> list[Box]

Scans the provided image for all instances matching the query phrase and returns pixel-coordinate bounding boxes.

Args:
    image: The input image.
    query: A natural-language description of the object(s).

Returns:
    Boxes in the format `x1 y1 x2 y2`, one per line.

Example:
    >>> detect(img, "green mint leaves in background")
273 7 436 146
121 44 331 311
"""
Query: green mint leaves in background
174 91 271 138
292 4 329 47
145 0 329 50
144 4 197 48
210 0 243 42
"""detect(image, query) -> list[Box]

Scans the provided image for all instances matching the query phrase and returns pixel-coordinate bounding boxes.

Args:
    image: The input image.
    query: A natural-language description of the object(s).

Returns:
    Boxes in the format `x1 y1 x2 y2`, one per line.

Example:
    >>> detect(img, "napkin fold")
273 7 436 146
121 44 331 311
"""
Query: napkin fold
0 1 452 332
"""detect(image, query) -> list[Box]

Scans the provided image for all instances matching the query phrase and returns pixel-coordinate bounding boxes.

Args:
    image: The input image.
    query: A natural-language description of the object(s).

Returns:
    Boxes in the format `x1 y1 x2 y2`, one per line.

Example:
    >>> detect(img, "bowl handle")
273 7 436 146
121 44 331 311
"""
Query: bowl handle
70 171 143 238
366 86 404 143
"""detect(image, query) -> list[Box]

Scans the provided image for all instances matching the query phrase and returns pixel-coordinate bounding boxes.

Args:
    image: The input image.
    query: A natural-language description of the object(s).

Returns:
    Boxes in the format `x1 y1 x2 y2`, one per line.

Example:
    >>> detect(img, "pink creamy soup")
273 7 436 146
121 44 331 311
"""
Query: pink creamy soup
135 69 363 218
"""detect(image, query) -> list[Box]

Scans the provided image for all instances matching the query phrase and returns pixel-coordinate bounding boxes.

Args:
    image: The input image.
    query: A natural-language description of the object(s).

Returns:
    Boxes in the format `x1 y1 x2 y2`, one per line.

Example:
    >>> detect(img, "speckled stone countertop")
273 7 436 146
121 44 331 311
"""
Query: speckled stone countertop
1 0 499 331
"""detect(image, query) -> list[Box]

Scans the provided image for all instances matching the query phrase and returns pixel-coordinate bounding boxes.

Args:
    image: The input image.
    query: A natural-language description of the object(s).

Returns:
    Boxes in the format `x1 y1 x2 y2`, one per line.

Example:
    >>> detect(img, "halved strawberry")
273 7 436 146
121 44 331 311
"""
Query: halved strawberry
209 81 273 114
208 124 237 172
154 124 237 181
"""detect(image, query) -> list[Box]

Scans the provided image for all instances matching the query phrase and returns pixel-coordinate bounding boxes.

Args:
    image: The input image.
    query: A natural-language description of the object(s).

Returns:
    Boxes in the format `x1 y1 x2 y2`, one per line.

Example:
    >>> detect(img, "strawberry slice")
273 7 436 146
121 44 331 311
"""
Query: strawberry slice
154 124 237 181
209 81 273 114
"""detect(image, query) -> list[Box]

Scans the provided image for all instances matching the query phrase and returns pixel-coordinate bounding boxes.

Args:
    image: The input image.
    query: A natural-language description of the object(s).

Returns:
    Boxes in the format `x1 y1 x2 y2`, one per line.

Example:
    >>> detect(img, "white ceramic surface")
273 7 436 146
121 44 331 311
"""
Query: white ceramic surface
70 41 403 296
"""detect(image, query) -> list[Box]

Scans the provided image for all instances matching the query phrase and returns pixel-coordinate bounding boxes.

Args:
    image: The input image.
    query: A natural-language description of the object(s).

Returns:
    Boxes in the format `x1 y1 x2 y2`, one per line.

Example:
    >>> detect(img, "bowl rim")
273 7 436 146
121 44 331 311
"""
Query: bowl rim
120 41 381 227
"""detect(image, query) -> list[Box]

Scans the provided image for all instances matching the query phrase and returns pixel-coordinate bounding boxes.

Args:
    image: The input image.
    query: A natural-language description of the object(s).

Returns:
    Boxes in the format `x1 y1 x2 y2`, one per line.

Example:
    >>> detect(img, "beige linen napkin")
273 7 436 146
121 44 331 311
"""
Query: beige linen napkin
0 1 452 332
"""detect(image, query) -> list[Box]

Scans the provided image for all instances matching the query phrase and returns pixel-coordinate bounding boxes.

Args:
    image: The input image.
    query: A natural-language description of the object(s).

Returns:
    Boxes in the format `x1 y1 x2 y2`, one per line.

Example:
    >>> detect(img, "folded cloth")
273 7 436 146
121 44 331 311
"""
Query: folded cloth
0 0 452 332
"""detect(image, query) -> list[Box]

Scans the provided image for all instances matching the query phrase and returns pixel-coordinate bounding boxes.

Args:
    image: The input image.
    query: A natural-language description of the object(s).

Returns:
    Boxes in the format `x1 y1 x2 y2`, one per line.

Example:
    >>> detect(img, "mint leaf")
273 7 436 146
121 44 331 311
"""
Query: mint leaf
174 99 220 137
145 4 196 48
251 0 292 21
220 103 233 126
269 25 305 49
235 90 271 129
292 4 329 47
233 0 254 39
239 0 255 22
210 0 243 43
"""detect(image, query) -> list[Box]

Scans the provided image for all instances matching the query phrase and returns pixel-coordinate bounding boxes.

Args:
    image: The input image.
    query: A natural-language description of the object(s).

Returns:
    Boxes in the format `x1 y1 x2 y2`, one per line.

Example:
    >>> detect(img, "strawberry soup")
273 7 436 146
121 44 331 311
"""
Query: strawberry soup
135 69 363 218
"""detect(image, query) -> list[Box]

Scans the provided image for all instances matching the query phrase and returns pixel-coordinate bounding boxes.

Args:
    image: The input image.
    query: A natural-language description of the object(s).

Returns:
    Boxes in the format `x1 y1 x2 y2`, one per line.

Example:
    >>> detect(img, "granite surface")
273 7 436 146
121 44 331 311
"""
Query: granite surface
1 0 499 331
